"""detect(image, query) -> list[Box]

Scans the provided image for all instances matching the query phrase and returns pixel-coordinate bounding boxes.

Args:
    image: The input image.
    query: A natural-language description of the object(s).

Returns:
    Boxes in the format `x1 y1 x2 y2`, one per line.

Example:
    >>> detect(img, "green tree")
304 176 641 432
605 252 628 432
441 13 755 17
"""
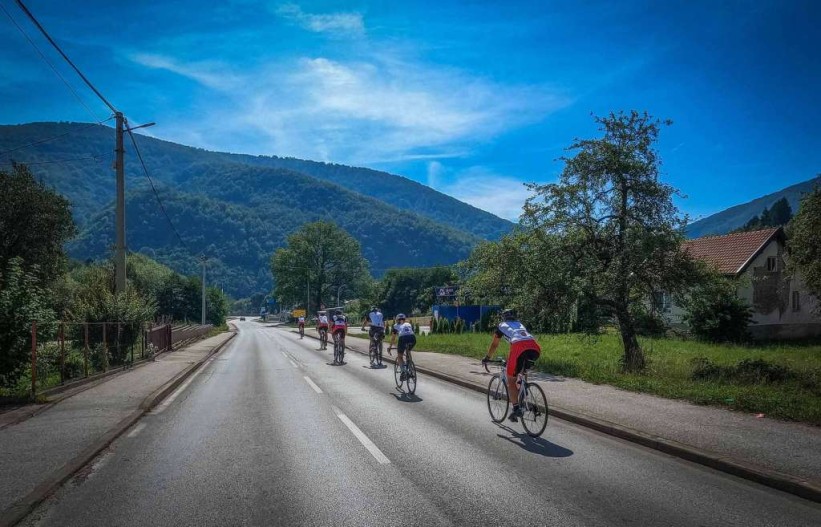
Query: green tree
768 197 792 226
680 268 753 342
0 163 76 284
461 231 582 332
0 258 57 387
271 221 369 313
788 185 821 302
375 266 456 316
523 111 696 371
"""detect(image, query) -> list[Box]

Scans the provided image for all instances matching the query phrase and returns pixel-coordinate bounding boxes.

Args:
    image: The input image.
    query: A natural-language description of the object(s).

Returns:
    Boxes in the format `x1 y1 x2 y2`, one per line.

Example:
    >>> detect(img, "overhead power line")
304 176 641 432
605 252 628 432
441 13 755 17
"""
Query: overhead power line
0 2 103 122
126 127 193 254
14 0 117 113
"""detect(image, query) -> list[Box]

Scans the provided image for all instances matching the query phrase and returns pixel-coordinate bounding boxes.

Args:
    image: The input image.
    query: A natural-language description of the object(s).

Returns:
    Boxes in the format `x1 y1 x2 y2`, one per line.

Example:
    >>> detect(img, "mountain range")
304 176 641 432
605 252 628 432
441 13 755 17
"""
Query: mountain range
685 175 820 238
0 122 512 298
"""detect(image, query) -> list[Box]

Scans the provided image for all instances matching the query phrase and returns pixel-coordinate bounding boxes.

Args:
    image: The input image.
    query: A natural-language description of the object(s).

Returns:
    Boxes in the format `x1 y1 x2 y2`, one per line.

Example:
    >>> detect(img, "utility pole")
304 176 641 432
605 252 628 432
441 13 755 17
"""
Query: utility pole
201 255 207 325
114 112 126 294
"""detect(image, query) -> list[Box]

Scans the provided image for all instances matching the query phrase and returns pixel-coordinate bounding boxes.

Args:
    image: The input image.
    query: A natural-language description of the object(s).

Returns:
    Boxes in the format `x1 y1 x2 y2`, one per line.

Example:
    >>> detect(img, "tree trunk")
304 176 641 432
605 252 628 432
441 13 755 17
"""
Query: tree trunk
616 308 645 372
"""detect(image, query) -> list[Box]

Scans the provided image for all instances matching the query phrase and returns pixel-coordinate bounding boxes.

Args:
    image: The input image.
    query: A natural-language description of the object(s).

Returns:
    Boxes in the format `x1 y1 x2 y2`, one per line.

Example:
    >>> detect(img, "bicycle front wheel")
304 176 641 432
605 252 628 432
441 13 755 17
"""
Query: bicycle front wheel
406 361 417 394
521 383 548 437
486 375 509 423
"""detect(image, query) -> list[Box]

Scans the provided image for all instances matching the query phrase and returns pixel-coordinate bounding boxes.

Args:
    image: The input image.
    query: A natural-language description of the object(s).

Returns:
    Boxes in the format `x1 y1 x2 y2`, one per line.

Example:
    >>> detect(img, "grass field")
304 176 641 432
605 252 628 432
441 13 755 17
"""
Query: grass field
414 332 821 424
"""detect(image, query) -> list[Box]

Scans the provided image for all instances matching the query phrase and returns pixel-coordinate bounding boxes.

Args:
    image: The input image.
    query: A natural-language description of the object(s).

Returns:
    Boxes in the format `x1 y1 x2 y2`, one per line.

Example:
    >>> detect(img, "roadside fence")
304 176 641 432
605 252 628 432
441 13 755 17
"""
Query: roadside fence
28 320 212 397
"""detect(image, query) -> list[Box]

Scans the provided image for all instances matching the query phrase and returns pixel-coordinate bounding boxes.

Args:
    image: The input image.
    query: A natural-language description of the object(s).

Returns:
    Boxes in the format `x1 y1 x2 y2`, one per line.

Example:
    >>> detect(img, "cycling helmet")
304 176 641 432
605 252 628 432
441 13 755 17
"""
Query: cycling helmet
370 306 377 312
335 309 343 316
502 309 516 321
396 313 406 321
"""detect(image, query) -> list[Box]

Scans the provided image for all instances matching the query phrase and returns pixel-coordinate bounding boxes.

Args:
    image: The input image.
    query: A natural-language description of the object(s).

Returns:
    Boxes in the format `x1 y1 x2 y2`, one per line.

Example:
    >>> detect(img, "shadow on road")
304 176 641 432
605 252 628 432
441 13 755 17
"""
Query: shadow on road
391 392 423 403
495 425 574 458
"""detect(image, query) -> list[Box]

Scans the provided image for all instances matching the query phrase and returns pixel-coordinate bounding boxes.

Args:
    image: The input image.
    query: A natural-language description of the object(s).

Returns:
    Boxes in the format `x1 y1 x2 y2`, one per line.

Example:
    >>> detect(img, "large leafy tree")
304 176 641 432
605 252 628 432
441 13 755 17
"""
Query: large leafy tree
0 163 76 284
523 111 696 371
788 185 821 303
461 231 583 332
374 266 457 316
271 221 369 313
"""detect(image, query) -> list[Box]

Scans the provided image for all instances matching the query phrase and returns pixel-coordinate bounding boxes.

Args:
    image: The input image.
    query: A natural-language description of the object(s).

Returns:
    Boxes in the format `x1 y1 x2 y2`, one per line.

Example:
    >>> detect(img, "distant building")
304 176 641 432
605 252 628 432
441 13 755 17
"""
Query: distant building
658 227 821 339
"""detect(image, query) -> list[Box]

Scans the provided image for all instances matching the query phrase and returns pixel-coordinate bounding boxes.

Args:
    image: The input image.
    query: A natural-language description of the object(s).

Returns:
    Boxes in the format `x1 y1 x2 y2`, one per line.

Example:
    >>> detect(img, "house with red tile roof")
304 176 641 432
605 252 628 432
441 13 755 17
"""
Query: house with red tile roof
659 227 820 339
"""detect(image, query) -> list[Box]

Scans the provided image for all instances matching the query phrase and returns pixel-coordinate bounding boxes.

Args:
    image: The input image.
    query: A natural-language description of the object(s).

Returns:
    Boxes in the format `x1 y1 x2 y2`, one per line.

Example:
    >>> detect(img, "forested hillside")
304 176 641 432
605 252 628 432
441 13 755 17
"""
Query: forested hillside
686 175 821 238
0 122 505 298
0 122 513 237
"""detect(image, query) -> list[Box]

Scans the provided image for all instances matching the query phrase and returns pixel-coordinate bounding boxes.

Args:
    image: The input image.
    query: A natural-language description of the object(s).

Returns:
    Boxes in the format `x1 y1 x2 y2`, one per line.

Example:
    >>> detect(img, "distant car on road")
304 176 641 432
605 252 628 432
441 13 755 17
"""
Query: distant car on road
240 316 246 321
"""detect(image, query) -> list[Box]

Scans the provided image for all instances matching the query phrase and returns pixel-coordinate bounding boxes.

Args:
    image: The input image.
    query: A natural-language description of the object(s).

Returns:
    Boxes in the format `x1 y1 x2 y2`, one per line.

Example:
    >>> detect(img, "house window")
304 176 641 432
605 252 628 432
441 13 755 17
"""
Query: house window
652 292 671 314
792 291 800 312
766 256 777 272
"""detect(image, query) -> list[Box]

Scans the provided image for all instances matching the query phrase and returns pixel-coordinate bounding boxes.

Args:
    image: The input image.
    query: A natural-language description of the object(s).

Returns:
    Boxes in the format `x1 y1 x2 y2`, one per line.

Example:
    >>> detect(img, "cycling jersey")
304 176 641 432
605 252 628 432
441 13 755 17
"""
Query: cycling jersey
366 310 384 328
496 320 540 377
317 315 329 328
332 315 347 333
495 321 535 343
392 322 414 337
298 316 305 326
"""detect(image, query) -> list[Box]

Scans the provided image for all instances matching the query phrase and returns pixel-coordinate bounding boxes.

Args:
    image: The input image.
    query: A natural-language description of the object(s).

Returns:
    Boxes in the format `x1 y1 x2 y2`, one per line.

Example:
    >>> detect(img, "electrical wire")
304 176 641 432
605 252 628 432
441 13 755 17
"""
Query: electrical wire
126 126 193 255
0 154 106 167
14 0 117 114
0 2 104 122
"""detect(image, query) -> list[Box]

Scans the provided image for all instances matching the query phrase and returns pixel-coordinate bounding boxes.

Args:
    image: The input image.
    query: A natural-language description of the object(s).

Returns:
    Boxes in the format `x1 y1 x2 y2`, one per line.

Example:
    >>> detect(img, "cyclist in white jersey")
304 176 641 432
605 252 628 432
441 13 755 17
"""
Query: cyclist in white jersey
316 311 330 350
483 309 541 422
388 313 416 380
362 307 385 367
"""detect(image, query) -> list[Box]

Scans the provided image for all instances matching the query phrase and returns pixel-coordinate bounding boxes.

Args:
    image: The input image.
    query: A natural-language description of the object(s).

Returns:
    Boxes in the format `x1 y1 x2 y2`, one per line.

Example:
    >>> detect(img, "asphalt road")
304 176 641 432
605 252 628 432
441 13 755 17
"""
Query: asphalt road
22 321 821 526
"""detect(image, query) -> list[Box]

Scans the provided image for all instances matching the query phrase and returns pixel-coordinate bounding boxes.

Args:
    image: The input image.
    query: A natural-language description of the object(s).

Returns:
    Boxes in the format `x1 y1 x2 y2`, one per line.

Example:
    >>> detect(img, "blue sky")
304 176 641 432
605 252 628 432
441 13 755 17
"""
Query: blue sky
1 0 819 221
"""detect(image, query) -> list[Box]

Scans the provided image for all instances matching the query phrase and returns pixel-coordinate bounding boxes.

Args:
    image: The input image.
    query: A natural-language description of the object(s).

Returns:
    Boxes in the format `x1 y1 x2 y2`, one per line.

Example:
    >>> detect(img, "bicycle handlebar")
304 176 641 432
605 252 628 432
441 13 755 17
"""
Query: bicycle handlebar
482 358 505 373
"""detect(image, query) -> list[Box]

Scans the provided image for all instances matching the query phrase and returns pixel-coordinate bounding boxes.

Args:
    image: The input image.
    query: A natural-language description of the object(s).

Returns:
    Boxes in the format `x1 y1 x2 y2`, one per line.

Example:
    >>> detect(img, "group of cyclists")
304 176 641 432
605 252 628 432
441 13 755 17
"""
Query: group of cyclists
296 306 540 423
297 306 418 378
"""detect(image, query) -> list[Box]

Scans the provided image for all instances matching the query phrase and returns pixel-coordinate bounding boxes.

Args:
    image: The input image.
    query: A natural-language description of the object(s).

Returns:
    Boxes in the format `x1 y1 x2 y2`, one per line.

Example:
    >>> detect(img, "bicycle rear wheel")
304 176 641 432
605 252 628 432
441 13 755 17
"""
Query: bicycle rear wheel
393 360 402 388
486 375 509 422
369 338 378 365
521 383 548 437
406 361 417 394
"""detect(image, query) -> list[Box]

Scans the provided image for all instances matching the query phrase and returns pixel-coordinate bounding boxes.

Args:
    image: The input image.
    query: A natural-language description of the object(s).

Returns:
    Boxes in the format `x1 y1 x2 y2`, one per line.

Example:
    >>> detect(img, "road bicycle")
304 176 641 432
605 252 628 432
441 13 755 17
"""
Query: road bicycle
298 324 304 339
484 358 548 437
318 327 328 350
332 331 346 365
388 344 416 394
363 327 385 367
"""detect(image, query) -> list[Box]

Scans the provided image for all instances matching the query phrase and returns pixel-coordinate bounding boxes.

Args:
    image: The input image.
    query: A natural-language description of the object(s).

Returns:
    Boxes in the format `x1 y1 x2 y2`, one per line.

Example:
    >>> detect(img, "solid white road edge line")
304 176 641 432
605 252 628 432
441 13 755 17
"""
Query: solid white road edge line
335 411 391 465
153 356 215 413
303 376 323 394
126 423 146 438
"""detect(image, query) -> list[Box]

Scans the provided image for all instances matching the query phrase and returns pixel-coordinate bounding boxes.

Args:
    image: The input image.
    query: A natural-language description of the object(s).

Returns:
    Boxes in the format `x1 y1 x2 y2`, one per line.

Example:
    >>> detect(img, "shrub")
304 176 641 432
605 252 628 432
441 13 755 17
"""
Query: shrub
690 356 793 384
681 273 753 342
632 308 667 337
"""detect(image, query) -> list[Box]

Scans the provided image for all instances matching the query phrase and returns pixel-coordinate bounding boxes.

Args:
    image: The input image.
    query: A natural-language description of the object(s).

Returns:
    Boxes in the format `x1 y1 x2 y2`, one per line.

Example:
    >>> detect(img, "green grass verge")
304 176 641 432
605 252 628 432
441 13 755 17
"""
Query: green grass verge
415 332 821 424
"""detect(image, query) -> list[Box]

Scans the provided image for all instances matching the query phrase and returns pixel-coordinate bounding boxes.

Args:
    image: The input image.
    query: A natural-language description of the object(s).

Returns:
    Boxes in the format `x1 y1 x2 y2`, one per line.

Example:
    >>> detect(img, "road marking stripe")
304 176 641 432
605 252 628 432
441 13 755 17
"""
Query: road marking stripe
127 423 146 438
153 357 213 413
289 359 298 368
303 376 323 393
335 413 391 465
280 351 289 358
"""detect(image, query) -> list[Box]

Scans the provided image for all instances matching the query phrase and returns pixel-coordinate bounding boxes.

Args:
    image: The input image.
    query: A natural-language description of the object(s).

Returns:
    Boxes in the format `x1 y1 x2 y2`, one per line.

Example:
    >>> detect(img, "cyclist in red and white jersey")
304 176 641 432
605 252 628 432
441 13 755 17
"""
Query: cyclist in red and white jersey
316 310 330 349
483 309 541 422
331 309 347 347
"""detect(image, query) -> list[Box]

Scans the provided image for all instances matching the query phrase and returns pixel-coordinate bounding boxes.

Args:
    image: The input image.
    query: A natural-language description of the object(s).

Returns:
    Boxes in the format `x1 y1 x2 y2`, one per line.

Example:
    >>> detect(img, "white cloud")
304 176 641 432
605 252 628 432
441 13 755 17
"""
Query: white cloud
275 3 365 37
130 53 242 91
427 164 535 221
129 51 570 167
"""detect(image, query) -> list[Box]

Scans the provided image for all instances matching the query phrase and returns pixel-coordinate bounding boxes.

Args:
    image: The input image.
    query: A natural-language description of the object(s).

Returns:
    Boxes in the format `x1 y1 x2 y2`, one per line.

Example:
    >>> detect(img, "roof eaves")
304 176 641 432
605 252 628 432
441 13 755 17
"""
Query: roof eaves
735 227 782 276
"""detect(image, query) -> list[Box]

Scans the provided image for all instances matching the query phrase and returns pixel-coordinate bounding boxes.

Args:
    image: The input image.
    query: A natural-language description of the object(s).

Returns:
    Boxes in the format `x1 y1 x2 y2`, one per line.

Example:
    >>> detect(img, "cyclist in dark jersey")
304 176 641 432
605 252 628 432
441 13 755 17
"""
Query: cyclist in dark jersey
483 309 541 422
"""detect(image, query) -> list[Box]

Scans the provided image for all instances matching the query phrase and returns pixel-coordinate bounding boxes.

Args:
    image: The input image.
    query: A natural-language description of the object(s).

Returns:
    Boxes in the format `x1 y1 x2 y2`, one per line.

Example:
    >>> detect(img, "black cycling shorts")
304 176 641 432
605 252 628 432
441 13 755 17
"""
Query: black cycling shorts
369 327 385 340
397 334 416 354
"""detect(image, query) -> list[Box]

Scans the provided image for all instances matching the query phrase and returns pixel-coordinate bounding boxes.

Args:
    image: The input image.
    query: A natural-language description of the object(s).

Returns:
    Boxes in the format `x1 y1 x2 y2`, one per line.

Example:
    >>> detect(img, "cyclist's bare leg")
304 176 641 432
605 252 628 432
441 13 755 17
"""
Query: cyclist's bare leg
507 374 519 404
